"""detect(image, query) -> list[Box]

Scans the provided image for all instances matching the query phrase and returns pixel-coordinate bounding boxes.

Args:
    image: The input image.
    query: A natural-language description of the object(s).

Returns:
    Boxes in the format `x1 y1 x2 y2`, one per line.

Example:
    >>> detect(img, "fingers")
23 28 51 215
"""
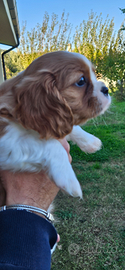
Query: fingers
58 138 72 163
57 234 60 243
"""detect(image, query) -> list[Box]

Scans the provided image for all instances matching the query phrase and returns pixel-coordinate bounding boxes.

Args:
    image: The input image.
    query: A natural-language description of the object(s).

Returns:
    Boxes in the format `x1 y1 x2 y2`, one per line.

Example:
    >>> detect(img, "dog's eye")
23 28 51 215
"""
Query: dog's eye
75 76 86 87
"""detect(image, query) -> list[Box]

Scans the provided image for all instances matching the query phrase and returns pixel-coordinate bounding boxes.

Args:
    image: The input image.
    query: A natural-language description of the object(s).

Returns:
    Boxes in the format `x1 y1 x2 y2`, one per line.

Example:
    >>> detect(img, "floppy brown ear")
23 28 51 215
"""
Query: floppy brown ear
14 72 73 139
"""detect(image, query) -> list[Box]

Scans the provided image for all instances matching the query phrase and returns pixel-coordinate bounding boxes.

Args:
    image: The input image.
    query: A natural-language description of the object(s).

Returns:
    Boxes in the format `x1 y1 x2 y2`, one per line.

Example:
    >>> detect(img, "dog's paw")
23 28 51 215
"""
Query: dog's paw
47 141 82 198
44 139 82 198
67 126 102 154
79 135 102 153
51 162 82 198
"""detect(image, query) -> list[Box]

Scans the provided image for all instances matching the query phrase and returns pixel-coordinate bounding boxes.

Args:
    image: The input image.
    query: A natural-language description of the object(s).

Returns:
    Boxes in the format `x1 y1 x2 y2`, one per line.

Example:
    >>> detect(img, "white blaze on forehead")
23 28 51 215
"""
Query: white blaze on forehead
72 52 97 83
81 54 97 83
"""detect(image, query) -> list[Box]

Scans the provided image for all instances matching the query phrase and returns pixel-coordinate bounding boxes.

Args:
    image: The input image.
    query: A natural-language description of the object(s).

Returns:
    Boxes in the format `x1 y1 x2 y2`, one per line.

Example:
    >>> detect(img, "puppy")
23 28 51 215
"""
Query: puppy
0 51 111 198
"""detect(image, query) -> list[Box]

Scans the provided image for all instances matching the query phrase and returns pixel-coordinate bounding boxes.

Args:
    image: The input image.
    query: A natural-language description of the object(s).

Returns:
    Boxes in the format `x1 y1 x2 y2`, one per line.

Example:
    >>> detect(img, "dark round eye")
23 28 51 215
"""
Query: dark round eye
75 76 86 87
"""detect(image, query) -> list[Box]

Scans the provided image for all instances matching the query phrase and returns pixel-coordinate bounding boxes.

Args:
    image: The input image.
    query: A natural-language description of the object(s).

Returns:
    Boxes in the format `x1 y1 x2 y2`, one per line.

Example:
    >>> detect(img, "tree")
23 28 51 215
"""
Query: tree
4 50 23 79
18 12 72 70
73 11 125 98
73 12 116 78
120 8 125 30
102 30 125 97
3 10 125 100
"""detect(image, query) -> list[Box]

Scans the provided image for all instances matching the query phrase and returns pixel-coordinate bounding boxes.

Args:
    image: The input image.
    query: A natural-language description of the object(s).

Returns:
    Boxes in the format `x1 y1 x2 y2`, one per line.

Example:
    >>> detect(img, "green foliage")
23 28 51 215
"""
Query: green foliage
120 8 125 30
73 11 125 100
73 12 115 77
120 8 125 13
3 50 23 79
18 12 72 69
103 29 125 98
1 10 125 100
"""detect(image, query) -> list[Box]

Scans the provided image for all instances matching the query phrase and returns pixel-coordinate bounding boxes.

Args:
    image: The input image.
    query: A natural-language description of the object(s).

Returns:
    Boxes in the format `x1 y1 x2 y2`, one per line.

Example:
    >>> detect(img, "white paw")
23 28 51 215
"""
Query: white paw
51 161 82 198
79 135 102 153
67 126 102 154
48 141 82 198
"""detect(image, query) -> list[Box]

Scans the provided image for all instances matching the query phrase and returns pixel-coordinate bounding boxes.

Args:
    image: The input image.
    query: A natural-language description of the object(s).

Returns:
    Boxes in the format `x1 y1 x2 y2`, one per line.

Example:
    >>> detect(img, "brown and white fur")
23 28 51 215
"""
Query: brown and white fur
0 51 111 198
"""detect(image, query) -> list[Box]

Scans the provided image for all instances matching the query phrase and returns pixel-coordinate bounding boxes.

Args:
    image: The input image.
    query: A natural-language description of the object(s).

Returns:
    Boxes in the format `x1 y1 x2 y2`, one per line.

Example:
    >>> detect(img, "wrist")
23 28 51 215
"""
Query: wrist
0 170 59 211
0 204 54 222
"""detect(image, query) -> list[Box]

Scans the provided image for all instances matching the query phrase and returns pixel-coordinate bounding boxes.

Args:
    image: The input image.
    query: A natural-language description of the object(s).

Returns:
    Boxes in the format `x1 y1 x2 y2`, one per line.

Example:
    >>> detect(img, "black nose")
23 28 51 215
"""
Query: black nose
101 86 109 96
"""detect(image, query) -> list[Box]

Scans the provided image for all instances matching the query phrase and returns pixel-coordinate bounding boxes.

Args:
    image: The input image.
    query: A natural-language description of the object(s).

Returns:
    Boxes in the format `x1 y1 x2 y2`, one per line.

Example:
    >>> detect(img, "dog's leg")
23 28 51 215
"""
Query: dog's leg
44 139 82 198
66 125 102 153
0 123 82 198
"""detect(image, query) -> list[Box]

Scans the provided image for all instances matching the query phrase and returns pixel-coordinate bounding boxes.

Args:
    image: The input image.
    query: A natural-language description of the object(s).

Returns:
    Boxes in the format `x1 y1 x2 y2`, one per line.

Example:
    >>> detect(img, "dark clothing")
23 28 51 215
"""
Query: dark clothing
0 210 57 269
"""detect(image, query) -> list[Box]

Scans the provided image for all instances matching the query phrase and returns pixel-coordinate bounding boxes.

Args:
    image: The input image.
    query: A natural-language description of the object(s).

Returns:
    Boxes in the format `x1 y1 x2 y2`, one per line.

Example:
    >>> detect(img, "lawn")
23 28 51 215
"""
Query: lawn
51 98 125 270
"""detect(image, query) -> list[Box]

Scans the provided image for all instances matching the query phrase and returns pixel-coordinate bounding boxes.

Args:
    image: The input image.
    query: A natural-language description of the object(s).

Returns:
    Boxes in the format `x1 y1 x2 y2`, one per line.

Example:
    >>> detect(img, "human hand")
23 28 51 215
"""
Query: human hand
0 138 71 210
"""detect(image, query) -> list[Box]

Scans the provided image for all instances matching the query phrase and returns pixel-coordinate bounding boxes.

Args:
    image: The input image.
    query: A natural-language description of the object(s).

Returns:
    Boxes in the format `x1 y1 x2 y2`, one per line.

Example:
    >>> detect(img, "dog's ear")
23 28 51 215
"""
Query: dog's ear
14 72 73 139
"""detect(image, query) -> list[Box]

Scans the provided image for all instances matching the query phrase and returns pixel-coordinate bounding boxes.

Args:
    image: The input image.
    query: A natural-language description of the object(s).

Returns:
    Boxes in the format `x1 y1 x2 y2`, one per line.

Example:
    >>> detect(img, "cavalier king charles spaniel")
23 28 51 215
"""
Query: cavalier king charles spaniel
0 51 111 198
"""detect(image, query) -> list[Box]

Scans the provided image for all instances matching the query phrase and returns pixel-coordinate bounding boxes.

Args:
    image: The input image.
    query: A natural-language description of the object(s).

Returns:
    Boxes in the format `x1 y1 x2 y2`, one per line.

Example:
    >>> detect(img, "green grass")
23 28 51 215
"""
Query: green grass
51 98 125 270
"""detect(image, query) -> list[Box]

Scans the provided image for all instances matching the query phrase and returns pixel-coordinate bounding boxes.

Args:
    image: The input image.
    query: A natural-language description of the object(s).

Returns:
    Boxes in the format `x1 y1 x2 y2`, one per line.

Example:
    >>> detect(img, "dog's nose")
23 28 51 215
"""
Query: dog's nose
101 86 109 96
